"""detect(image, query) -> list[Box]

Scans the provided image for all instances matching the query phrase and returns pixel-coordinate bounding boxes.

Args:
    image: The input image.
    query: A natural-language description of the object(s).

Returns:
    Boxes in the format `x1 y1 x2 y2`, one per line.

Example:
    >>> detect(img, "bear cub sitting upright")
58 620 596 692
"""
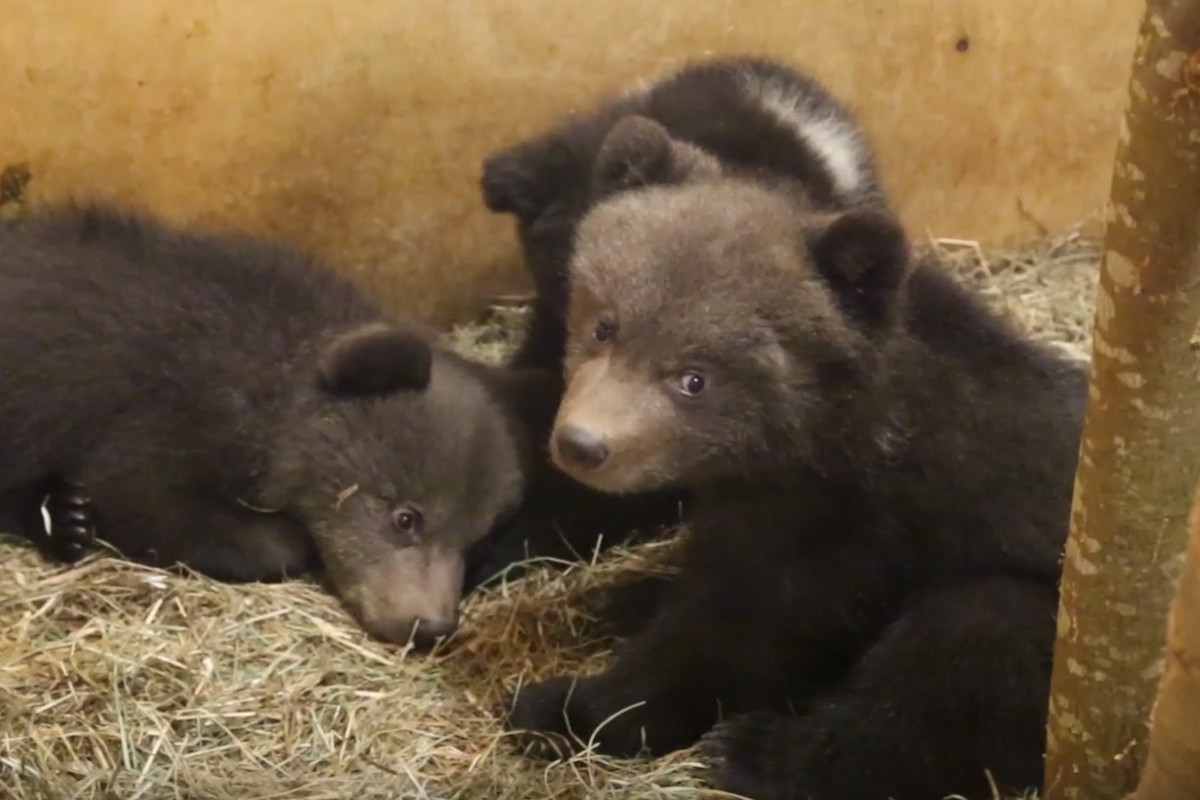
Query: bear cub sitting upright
503 116 1088 800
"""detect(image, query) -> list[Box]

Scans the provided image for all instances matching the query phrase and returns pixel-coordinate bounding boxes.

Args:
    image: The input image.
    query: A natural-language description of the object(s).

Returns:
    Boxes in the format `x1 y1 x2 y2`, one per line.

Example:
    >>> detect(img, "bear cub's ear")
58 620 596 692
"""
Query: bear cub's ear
592 115 723 196
807 208 912 328
480 143 553 219
316 322 434 398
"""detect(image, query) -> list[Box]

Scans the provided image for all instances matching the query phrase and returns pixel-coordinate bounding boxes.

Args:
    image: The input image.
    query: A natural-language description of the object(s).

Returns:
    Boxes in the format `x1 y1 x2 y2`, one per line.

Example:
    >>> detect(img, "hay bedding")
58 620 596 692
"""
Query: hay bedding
0 230 1101 800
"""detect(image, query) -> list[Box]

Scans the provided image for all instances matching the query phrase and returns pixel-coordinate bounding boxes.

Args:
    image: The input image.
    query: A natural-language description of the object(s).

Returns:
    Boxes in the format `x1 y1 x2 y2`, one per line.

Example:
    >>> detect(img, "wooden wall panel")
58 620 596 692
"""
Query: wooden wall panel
0 0 1142 326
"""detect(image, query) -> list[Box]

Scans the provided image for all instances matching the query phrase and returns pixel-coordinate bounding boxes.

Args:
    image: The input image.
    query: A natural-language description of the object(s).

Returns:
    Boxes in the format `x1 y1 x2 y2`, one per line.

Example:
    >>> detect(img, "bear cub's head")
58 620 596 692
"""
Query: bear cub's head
549 117 911 493
261 323 525 649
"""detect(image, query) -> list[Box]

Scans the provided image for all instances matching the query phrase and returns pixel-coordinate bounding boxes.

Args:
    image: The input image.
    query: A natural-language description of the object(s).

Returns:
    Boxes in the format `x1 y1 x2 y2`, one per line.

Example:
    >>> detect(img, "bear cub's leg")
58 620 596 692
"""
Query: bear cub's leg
577 570 676 639
75 470 318 584
507 593 727 758
147 502 318 584
703 577 1056 800
13 475 315 584
506 577 806 759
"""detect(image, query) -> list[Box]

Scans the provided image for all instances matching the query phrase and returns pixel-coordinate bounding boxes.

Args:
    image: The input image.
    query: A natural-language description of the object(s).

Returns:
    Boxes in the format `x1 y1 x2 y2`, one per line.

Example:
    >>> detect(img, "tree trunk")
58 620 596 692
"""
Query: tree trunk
1132 477 1200 800
1042 2 1200 799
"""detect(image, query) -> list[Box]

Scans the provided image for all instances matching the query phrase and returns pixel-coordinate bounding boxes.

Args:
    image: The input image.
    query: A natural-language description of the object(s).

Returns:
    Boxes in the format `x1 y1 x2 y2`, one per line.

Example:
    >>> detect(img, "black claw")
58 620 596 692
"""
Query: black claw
26 478 99 563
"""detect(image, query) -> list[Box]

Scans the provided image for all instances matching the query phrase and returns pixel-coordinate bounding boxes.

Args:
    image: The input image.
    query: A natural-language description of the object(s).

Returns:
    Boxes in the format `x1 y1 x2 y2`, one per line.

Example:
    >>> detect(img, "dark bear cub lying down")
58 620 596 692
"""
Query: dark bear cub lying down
0 203 540 649
503 124 1087 799
470 53 889 589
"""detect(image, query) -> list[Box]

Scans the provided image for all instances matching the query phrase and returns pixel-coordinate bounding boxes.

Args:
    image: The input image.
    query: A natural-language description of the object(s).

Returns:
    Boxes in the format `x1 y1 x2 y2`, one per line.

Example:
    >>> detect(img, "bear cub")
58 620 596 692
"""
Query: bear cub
469 54 888 591
0 202 536 649
503 118 1088 800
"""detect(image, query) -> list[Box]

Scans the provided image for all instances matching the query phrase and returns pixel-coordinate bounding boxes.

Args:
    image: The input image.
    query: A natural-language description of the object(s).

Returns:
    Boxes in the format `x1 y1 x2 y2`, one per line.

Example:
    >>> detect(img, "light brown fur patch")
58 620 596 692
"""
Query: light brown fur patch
340 544 465 644
552 354 680 493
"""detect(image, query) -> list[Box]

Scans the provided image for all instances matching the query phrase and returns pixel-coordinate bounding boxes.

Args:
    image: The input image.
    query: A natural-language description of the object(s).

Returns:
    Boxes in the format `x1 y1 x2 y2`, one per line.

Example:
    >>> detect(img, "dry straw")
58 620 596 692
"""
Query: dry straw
0 230 1101 800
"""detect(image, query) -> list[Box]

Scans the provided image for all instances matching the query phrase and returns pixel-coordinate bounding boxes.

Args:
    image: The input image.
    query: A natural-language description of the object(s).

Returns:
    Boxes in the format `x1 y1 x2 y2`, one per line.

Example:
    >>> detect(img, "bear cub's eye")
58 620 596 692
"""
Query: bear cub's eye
390 505 424 543
593 319 618 344
677 370 707 397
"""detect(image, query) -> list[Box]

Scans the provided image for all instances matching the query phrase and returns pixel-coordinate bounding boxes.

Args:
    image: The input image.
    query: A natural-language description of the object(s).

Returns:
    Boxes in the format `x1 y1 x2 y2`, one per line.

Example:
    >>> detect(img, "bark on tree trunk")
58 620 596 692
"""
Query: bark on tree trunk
1132 478 1200 800
1042 2 1200 799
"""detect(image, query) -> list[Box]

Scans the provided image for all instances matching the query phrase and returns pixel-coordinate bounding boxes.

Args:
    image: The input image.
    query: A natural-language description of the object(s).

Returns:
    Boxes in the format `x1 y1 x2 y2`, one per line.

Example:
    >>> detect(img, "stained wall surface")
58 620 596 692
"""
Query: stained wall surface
0 0 1143 327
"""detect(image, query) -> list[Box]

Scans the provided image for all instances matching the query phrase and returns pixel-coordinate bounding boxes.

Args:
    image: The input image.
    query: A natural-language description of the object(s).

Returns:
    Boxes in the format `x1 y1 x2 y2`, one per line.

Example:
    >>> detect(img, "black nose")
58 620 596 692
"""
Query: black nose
410 617 457 651
554 425 609 470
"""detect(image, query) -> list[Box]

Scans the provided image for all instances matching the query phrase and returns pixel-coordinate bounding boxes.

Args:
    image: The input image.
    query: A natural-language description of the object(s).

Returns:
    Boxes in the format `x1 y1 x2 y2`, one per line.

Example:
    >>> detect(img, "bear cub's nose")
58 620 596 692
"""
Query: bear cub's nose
554 425 610 470
409 617 457 651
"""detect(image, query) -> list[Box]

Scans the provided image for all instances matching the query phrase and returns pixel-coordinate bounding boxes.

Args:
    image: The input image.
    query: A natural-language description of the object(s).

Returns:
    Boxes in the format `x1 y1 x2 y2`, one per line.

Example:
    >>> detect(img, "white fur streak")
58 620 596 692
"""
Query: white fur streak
740 72 868 203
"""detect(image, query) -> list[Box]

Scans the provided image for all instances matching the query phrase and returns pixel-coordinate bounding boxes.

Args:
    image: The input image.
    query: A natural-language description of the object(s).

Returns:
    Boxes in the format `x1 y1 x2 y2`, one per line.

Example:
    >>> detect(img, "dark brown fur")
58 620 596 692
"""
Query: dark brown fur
469 55 887 590
503 152 1087 799
0 202 531 649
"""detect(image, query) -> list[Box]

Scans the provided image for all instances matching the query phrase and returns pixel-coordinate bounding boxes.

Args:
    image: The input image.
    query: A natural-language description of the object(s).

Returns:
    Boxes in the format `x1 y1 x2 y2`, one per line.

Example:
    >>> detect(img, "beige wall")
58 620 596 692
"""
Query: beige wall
0 0 1142 327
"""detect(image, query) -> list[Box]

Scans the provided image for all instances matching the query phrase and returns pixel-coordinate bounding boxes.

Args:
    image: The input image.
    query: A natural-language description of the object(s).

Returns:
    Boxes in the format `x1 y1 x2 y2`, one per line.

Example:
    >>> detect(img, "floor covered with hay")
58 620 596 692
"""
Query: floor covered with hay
0 230 1102 800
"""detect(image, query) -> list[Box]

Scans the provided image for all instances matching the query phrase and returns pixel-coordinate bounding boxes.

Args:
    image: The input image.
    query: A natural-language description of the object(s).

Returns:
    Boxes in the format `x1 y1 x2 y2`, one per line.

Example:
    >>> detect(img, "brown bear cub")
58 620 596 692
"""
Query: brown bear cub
503 119 1088 800
0 202 534 649
468 54 888 591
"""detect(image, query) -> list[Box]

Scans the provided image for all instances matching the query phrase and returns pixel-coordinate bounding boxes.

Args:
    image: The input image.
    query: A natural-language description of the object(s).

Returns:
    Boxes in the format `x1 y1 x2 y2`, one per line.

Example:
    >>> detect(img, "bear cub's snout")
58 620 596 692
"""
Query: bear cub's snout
552 425 611 471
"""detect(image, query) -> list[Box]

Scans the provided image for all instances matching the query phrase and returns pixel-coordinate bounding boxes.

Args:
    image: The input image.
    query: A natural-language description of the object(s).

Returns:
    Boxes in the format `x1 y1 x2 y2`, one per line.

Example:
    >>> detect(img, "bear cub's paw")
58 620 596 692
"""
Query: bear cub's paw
504 675 590 760
700 712 822 800
505 674 651 760
33 480 98 563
